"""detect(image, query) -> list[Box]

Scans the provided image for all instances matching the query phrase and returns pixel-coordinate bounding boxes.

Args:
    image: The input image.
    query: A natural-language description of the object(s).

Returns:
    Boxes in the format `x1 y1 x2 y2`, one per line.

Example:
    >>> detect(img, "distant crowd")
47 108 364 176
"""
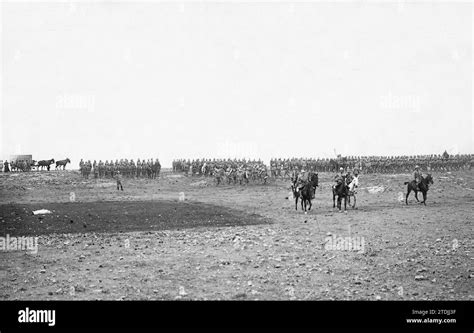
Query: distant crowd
269 153 473 177
172 158 269 184
2 152 473 177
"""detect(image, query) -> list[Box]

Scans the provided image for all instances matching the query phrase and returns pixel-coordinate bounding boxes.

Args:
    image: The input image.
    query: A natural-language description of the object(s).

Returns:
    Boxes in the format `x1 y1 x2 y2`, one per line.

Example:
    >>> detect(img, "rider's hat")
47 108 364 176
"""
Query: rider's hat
339 167 344 171
415 165 419 169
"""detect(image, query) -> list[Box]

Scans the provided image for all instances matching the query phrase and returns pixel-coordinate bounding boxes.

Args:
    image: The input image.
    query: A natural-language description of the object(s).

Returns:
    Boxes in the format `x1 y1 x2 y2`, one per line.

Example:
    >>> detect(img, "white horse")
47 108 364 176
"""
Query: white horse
347 175 359 208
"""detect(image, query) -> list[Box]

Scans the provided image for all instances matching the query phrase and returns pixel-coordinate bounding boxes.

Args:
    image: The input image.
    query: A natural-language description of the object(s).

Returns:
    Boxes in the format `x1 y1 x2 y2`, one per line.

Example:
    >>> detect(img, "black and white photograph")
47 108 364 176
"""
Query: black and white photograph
0 0 472 329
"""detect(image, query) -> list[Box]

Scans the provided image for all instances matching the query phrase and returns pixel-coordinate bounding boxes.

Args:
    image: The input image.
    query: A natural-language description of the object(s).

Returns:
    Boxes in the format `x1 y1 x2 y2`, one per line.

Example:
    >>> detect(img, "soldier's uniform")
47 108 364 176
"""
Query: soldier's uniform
413 166 422 189
334 167 346 188
79 159 84 177
115 171 123 191
295 169 307 191
93 160 98 179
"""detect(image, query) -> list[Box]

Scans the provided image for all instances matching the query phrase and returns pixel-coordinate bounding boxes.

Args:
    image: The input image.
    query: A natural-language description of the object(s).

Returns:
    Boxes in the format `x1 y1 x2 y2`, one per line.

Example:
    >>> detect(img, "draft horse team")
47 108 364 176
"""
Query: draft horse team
8 158 70 172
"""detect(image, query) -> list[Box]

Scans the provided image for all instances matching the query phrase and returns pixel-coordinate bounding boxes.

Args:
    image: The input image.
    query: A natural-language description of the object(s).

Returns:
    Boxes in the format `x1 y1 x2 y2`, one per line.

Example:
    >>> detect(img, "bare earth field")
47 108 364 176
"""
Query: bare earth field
0 169 472 300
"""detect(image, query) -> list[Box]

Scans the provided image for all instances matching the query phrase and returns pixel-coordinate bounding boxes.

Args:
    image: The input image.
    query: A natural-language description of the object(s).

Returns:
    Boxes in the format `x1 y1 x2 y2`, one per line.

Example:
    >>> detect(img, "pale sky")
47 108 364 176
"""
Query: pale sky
1 1 472 167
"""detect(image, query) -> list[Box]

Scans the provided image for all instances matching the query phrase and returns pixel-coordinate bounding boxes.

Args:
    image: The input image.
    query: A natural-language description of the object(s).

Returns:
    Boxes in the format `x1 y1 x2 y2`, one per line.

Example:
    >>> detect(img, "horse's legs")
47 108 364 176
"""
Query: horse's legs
422 191 427 205
352 195 356 209
295 196 298 211
344 196 347 211
406 186 411 205
333 190 336 208
414 190 420 202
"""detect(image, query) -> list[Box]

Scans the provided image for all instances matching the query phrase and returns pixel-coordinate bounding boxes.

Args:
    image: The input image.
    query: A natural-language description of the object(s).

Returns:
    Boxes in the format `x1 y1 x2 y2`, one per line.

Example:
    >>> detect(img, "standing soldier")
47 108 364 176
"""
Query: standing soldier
105 160 110 178
3 160 10 172
140 160 146 178
214 165 224 185
130 159 136 178
93 160 98 179
98 160 104 178
154 158 161 179
87 160 92 179
79 159 85 178
137 158 141 178
115 170 123 191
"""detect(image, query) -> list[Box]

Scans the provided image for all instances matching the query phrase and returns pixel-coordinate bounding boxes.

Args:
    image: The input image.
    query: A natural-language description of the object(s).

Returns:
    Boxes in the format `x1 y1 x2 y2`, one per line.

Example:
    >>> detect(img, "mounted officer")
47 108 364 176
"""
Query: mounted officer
413 165 422 190
334 167 346 188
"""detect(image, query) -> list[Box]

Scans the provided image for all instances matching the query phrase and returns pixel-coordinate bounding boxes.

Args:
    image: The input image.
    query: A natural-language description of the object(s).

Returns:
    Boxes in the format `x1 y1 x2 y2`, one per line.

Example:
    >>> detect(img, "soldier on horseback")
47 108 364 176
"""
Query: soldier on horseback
413 165 422 190
334 167 346 188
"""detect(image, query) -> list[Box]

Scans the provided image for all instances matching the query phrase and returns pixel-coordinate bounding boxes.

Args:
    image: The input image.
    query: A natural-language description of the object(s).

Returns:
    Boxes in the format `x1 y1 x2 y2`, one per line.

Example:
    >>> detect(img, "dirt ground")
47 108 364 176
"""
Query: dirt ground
0 169 472 300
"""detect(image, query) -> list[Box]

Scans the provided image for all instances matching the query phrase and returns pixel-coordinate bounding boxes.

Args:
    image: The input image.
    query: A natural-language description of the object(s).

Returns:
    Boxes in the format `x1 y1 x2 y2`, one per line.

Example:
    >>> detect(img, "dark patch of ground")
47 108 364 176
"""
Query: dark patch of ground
0 201 271 236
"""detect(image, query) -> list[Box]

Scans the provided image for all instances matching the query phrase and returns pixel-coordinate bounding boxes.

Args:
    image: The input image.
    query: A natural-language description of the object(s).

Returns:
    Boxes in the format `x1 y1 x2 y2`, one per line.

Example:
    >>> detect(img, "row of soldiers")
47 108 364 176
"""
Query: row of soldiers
79 158 161 179
270 153 474 176
173 158 269 184
173 158 265 176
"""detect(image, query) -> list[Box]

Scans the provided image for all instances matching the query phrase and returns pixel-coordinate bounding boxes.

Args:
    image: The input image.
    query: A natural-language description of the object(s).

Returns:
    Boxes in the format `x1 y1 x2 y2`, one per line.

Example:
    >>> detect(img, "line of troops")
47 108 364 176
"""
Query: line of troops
172 158 269 184
79 158 161 179
270 153 474 177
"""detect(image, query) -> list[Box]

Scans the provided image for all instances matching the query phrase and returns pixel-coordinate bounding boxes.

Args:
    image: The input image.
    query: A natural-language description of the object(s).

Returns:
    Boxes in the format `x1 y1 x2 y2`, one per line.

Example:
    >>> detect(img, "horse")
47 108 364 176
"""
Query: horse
347 175 359 209
55 158 70 170
291 183 302 211
37 159 55 171
30 160 37 171
292 172 319 212
299 173 319 213
404 174 433 205
332 180 348 212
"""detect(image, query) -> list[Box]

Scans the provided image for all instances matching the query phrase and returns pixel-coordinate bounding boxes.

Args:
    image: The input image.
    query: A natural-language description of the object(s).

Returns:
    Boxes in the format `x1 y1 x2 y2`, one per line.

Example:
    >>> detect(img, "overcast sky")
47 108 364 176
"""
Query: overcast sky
1 1 472 167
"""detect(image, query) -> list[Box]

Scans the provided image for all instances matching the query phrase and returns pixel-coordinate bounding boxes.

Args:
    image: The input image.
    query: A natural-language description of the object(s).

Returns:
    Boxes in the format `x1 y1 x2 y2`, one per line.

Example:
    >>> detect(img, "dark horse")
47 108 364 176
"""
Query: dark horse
300 173 319 213
405 174 433 205
292 172 319 213
332 181 348 212
37 159 55 171
55 158 71 170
